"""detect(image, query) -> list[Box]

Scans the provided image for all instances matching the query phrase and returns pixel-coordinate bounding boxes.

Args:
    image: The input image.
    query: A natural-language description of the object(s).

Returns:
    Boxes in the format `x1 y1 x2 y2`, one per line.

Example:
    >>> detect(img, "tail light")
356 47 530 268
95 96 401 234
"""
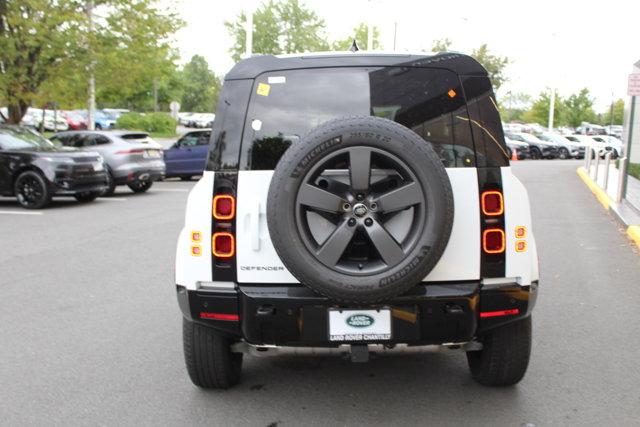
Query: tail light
213 195 235 220
212 232 235 258
115 149 144 155
483 228 505 254
481 191 504 216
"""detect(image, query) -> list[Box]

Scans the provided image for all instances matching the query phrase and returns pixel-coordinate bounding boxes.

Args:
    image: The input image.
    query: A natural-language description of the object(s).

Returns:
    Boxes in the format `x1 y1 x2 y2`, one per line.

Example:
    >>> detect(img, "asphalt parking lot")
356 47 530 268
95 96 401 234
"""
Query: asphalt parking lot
1 161 640 426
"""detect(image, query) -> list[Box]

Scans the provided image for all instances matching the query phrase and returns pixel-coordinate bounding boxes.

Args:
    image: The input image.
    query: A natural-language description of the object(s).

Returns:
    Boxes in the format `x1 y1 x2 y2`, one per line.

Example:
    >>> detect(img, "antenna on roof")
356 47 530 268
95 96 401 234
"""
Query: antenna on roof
349 39 359 53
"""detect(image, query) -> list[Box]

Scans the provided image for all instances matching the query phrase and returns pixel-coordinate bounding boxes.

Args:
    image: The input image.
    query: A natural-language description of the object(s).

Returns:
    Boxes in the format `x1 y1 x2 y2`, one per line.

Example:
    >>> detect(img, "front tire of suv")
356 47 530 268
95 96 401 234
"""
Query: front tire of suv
529 147 542 160
182 318 242 389
14 170 51 209
557 147 570 159
74 191 100 203
466 316 532 387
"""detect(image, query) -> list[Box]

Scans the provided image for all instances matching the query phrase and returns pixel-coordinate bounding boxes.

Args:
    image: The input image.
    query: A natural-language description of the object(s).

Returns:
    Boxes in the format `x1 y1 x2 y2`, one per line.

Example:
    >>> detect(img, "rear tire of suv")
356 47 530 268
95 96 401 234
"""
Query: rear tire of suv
182 318 242 389
466 316 532 387
127 181 153 193
74 191 100 203
14 170 51 209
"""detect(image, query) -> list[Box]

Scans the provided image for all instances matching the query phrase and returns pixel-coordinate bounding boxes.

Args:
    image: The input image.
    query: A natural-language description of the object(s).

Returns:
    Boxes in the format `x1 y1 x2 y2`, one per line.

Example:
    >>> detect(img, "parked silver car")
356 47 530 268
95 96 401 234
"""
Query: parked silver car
50 130 165 195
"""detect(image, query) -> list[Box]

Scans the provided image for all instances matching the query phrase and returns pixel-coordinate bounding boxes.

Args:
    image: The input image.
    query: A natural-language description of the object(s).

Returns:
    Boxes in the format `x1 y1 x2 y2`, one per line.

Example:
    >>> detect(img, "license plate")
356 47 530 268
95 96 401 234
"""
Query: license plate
328 309 391 342
143 150 161 158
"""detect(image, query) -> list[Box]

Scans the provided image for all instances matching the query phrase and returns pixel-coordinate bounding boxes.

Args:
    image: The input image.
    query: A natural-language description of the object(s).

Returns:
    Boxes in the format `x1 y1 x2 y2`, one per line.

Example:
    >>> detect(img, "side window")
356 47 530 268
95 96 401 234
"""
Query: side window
94 136 110 145
179 134 199 147
197 132 211 145
461 76 509 167
69 135 85 148
206 79 253 171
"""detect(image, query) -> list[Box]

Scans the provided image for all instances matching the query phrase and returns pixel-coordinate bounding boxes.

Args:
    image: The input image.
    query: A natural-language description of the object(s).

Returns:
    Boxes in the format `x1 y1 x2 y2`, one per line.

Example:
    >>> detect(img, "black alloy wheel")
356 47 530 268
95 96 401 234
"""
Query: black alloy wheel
127 180 153 193
14 171 51 209
295 146 426 275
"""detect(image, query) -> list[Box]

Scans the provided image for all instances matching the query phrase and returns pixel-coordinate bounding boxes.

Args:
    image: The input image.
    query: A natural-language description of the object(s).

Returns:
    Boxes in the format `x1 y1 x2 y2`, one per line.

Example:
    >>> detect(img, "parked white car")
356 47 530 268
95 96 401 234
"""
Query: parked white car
591 135 624 158
538 132 585 159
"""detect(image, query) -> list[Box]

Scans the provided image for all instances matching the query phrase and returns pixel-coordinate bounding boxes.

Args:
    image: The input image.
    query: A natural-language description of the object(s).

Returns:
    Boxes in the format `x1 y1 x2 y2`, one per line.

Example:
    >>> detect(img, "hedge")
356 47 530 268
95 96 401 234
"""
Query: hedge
629 163 640 181
116 112 176 135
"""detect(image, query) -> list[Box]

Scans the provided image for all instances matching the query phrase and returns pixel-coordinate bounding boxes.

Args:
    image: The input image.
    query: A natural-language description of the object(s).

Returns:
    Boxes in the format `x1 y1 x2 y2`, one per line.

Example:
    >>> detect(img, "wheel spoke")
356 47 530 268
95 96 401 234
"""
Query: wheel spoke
365 219 405 265
349 147 371 192
298 183 346 213
373 182 423 213
316 220 356 266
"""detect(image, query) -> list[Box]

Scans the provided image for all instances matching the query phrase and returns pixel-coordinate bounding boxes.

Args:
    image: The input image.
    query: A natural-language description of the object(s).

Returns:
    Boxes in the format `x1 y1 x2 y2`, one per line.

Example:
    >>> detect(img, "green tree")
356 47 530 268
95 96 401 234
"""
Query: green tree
179 55 222 112
499 92 532 122
431 38 452 52
0 0 85 123
92 0 183 111
563 88 597 127
225 0 328 62
429 40 509 90
225 1 281 63
332 23 380 51
522 90 564 126
0 0 183 122
601 98 625 125
471 44 509 91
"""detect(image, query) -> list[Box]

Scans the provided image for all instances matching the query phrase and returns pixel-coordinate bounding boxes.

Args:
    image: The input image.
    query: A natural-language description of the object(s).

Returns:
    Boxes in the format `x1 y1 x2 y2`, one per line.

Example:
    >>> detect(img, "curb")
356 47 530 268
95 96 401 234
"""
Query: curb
577 167 640 249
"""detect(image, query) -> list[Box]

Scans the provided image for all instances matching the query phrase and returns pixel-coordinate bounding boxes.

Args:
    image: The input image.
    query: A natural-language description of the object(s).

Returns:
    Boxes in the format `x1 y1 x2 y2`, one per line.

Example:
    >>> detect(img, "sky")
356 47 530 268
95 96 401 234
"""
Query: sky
170 0 640 112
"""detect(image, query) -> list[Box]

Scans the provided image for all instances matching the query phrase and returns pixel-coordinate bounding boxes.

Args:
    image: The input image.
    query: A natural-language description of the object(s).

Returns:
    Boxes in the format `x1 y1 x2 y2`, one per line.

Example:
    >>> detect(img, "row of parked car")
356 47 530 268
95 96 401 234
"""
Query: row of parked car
504 130 624 160
0 125 211 209
0 107 126 131
177 112 215 128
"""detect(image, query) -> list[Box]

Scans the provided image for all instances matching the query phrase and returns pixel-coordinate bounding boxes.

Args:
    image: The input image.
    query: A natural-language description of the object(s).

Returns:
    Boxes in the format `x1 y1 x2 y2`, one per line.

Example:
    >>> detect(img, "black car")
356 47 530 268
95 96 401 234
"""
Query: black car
0 125 109 208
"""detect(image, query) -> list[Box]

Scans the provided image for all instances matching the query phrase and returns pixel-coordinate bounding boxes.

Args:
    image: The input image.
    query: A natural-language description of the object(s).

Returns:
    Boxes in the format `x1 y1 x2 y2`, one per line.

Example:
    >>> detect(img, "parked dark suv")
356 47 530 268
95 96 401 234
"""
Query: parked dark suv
175 52 539 389
0 125 108 208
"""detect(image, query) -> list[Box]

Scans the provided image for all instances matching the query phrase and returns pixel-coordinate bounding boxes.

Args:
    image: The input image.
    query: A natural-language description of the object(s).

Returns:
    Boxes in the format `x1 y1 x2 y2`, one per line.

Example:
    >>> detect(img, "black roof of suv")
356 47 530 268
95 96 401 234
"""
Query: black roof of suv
225 51 488 80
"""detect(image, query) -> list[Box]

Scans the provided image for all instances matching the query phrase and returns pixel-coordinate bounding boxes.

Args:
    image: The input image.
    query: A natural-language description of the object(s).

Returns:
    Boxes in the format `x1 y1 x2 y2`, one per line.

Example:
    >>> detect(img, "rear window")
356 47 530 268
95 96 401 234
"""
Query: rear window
239 67 476 169
119 133 153 143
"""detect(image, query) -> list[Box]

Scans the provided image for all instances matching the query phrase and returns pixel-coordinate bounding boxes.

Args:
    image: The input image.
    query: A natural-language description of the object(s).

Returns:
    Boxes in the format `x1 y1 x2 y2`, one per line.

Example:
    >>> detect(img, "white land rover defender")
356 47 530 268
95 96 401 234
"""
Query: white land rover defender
175 52 539 389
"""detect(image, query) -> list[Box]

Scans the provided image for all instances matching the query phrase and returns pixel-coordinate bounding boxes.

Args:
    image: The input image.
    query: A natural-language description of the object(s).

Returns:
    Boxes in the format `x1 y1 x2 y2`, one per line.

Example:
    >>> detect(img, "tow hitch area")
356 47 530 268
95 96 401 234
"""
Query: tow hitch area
230 341 483 360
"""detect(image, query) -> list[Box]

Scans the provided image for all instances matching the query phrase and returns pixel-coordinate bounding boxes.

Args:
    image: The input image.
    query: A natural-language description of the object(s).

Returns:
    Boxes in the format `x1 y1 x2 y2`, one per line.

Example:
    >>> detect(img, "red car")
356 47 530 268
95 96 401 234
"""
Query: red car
63 111 88 130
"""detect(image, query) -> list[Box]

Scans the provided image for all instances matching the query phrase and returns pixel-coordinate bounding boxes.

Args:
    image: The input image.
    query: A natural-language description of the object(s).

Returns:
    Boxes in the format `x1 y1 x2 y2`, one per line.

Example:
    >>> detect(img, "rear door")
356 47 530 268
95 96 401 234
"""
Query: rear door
234 67 482 284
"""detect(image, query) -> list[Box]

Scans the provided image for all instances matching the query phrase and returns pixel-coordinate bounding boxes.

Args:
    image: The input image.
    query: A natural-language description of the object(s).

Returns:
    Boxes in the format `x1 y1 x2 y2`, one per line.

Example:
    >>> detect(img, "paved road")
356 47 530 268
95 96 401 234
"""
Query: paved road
1 161 639 426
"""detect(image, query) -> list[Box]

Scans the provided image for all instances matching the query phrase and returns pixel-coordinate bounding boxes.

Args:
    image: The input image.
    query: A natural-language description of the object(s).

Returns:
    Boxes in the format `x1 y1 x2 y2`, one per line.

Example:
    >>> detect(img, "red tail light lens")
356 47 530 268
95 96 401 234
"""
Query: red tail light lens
481 191 504 216
213 195 235 220
483 228 505 254
212 232 235 258
115 149 144 155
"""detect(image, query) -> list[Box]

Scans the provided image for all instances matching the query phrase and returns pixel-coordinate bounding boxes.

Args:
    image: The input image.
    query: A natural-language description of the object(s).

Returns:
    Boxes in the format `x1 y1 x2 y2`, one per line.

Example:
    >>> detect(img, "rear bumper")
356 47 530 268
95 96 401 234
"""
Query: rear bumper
176 281 538 346
113 163 165 184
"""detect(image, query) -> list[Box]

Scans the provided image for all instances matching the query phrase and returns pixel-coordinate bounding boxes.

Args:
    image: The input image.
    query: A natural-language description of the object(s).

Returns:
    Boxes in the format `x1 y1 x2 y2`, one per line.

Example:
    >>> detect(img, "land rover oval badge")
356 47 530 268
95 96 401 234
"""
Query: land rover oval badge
346 314 374 328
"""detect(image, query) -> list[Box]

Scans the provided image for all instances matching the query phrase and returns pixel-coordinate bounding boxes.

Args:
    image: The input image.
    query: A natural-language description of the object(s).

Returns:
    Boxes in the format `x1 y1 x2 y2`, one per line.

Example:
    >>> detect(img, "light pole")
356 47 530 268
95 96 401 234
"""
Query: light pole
244 9 253 59
548 89 555 131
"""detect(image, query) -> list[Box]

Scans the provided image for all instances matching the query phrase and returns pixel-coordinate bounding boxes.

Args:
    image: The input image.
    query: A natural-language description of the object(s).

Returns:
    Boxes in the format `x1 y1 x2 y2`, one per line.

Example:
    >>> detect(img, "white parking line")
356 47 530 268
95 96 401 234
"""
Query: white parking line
152 189 190 192
0 210 44 215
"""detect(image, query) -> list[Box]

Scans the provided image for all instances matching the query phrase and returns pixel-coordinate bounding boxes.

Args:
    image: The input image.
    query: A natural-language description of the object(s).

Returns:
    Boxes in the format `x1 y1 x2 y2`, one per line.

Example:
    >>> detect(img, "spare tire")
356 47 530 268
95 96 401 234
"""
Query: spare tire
267 116 454 303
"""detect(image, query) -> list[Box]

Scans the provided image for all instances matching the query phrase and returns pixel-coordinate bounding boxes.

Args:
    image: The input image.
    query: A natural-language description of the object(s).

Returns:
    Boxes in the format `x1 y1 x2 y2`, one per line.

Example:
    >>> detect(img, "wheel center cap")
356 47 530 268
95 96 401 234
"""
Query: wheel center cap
353 203 368 217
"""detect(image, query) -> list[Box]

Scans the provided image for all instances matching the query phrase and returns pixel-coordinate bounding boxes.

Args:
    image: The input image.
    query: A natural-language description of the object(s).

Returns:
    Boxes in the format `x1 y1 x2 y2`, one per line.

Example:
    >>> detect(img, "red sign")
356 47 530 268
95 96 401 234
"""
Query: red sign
629 73 640 96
